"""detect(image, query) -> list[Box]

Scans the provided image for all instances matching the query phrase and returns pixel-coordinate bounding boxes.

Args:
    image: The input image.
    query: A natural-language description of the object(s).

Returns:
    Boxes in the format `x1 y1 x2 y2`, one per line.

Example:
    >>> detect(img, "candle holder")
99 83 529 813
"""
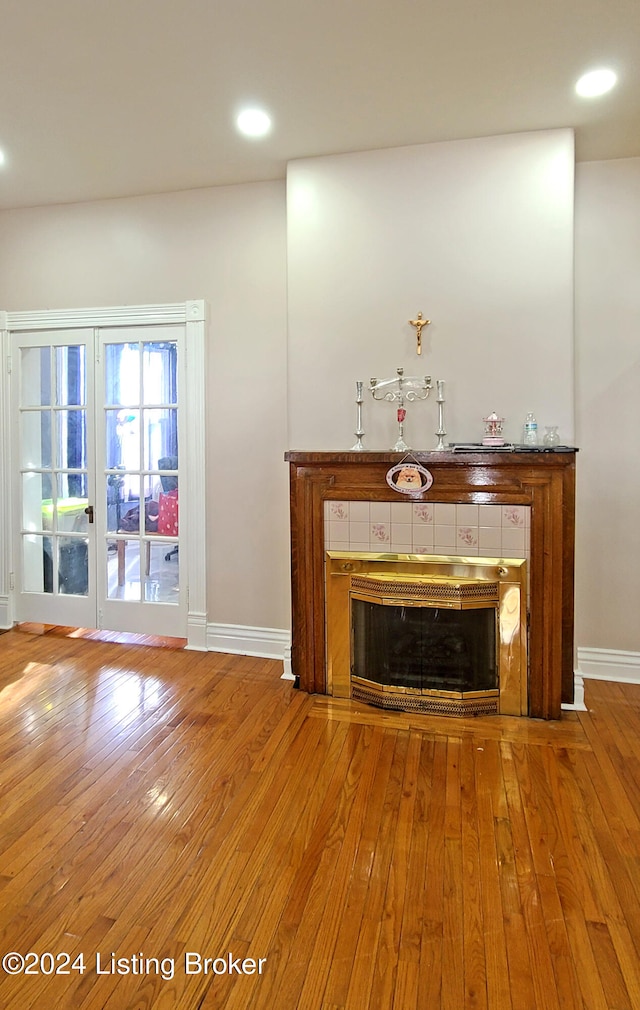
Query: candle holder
434 379 447 450
370 368 432 451
350 381 365 451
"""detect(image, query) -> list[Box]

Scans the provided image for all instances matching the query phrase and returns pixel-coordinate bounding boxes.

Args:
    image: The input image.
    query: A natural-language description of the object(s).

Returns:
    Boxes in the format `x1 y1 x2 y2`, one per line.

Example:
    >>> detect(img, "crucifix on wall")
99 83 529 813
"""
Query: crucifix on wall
409 311 431 355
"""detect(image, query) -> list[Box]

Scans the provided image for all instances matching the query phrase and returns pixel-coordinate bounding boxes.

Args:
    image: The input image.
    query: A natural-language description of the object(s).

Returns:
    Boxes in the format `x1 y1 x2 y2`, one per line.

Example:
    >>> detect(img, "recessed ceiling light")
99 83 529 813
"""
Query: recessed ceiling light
575 68 617 98
236 108 272 138
0 148 5 166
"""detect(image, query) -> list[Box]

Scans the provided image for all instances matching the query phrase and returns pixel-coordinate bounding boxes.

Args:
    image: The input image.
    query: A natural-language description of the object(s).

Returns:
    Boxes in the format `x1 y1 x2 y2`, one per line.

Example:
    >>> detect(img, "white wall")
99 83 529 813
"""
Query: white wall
574 157 640 653
1 137 638 663
287 130 575 450
0 182 291 633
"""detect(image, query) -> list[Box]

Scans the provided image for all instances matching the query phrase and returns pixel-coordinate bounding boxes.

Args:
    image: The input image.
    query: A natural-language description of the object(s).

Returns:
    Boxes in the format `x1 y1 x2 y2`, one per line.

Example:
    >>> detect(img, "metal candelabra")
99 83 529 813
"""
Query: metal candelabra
369 368 432 451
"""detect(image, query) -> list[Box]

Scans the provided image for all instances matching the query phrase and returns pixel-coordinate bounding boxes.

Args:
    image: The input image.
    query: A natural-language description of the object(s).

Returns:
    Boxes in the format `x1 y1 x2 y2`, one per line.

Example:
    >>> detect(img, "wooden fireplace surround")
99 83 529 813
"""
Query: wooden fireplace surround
285 449 577 719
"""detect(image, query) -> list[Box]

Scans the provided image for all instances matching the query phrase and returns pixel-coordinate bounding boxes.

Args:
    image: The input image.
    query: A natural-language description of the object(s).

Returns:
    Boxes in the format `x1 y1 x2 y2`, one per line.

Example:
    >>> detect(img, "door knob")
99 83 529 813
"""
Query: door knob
84 505 94 524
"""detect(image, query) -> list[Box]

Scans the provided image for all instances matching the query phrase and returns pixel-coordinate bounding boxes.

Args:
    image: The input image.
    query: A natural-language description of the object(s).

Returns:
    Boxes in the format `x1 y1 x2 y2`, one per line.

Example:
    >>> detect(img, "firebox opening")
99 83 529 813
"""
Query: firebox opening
351 597 497 693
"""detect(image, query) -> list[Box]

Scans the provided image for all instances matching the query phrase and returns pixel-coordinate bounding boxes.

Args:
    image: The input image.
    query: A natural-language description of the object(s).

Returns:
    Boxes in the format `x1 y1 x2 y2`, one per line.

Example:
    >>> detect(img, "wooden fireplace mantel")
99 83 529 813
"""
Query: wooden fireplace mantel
285 449 577 719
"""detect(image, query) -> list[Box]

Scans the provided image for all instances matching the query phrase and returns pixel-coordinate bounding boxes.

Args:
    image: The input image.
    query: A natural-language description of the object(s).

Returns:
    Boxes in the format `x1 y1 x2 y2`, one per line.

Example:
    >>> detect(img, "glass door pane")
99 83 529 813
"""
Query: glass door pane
13 332 95 626
98 329 185 636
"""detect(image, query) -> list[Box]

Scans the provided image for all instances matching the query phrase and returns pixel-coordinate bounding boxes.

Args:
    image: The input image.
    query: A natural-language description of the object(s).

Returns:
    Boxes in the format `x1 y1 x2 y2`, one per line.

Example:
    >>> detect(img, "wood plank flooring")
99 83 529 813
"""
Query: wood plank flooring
1 627 640 1008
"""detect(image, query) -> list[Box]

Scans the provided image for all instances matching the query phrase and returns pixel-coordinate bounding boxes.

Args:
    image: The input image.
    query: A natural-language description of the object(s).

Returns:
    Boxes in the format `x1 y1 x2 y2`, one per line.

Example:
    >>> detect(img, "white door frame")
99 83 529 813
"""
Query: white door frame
0 300 208 651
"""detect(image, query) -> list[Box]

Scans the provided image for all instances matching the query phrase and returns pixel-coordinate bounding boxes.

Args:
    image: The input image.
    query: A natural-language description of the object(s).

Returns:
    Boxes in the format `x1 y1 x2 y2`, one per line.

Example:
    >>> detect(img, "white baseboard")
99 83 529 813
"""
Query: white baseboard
578 647 640 685
207 623 292 675
186 611 208 652
200 632 640 701
281 643 294 680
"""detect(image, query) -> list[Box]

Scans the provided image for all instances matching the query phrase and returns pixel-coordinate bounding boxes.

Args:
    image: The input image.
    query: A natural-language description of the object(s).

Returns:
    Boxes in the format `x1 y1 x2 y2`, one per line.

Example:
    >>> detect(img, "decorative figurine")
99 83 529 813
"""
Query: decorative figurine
482 411 505 446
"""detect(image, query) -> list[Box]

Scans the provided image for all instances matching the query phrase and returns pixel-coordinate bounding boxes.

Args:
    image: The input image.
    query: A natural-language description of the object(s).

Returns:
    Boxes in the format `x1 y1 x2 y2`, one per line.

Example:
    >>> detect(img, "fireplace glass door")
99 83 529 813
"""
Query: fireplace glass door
351 597 497 693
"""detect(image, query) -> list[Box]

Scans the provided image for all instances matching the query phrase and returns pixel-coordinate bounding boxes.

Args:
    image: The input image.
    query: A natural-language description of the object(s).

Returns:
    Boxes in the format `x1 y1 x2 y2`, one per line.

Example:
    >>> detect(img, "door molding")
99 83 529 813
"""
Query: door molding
0 317 10 629
0 301 208 649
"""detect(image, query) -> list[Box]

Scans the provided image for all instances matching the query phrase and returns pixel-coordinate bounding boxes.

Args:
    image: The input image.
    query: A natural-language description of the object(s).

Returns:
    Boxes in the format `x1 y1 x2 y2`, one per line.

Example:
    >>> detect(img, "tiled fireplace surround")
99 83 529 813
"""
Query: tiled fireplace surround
286 450 577 719
324 500 530 558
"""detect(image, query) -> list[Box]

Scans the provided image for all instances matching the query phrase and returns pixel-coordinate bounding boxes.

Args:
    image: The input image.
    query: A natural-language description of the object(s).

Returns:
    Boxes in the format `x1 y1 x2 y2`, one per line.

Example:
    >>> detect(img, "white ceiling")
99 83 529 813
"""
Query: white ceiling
1 0 638 210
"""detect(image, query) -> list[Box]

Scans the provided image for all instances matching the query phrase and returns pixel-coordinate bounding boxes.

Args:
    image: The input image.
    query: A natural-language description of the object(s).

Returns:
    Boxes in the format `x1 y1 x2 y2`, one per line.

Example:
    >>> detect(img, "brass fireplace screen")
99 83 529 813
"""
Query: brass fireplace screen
326 552 528 717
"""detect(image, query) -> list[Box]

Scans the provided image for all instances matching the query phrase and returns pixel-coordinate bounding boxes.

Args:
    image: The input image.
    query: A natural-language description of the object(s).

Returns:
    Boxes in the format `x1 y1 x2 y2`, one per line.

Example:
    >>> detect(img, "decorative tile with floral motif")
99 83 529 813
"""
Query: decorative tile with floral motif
413 504 433 523
371 523 390 543
330 502 349 520
457 526 478 547
503 506 525 527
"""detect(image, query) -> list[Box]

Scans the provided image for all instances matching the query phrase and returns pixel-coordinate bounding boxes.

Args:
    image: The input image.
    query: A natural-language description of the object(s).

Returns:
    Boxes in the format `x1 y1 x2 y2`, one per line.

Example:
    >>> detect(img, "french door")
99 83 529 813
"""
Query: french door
98 326 184 636
10 316 193 639
14 329 96 628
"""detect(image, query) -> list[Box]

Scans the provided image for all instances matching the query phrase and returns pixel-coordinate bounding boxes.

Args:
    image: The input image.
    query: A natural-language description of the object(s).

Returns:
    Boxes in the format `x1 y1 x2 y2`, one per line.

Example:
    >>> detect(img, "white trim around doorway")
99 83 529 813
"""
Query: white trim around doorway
0 301 208 650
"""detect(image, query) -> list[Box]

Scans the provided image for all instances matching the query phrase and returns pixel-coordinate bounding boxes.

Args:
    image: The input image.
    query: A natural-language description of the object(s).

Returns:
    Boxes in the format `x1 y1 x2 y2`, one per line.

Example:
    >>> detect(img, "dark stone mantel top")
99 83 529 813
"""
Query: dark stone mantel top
285 446 577 461
285 448 577 719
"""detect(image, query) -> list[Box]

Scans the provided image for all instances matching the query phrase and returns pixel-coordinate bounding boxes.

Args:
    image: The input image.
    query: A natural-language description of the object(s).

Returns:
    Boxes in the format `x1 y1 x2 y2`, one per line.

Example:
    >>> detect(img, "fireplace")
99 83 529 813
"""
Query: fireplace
285 449 577 719
326 552 527 716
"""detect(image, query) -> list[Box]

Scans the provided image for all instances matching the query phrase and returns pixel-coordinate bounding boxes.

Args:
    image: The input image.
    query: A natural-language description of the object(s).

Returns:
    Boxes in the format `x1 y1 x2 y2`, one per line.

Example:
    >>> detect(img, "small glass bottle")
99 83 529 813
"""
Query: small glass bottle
543 425 560 447
523 412 538 445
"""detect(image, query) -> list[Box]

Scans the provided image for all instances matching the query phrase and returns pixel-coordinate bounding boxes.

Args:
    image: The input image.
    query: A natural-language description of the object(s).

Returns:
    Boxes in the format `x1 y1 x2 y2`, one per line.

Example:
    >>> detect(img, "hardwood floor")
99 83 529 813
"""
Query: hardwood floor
1 628 640 1009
